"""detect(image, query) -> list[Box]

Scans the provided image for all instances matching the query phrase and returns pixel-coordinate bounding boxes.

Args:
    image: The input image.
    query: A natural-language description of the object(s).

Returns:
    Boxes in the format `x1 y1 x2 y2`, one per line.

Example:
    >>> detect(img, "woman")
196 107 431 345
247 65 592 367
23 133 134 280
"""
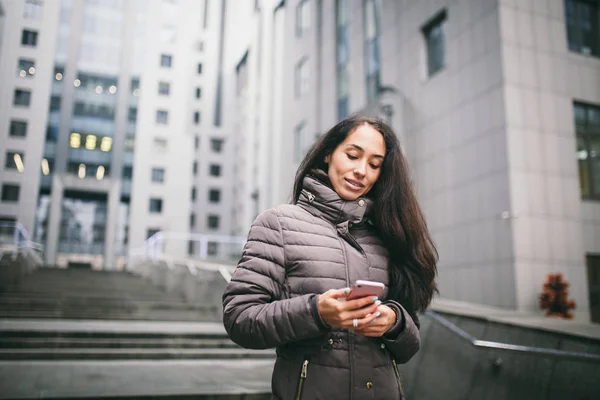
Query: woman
223 115 438 399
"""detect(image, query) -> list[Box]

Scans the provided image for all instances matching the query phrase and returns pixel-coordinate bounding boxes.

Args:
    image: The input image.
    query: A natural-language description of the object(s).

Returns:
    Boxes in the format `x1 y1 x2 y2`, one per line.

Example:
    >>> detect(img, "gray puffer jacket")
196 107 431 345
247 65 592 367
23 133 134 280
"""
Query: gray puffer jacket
223 174 420 400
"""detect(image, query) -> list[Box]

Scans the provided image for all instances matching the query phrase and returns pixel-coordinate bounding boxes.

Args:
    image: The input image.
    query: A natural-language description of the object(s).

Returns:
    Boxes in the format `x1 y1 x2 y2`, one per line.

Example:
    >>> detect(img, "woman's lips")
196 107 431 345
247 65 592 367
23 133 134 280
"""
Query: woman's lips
344 178 365 191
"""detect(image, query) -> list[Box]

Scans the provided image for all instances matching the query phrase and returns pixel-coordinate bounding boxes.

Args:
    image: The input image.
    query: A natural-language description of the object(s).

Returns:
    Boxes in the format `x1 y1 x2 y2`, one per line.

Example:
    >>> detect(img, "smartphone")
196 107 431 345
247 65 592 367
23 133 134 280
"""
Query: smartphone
345 280 385 301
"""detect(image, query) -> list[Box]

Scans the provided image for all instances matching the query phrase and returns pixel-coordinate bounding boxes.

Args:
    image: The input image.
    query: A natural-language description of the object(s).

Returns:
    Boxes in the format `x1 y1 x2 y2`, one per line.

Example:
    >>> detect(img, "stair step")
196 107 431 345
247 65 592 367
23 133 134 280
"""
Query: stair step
0 337 239 349
0 347 275 360
0 311 219 321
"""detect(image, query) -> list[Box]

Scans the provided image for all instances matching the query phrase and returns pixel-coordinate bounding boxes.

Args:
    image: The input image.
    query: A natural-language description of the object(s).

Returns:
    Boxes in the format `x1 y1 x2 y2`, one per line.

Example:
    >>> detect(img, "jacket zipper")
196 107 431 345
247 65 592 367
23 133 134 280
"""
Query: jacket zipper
392 359 404 396
294 359 309 400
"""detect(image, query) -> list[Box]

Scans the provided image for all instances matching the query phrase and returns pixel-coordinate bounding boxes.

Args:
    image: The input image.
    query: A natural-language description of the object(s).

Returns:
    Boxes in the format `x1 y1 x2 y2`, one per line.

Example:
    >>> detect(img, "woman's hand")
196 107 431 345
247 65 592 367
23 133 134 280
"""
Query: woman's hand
318 288 381 330
354 304 396 337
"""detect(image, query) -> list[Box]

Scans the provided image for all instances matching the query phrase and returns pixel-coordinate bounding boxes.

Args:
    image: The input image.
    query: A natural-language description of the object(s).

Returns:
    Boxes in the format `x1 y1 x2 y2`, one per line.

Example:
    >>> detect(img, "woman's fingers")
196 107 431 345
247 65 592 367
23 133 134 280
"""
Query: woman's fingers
341 311 378 329
340 301 380 320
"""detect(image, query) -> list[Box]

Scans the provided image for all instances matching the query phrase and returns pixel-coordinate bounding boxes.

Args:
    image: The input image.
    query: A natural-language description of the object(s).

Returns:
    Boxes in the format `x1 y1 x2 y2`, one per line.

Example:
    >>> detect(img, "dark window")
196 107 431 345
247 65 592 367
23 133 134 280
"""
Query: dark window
149 198 163 213
122 166 133 179
5 151 24 171
575 101 600 199
207 214 220 229
193 161 198 175
209 189 221 203
209 164 221 177
189 213 196 228
191 186 197 201
156 110 168 124
565 0 600 57
196 87 201 99
46 125 58 141
210 138 224 153
587 254 600 323
197 63 203 74
194 136 200 149
207 241 218 256
1 184 20 202
151 167 165 183
131 78 140 95
194 111 200 124
73 101 115 120
21 29 38 46
13 89 31 106
188 240 195 255
146 228 160 238
128 107 138 122
17 58 35 77
158 81 170 95
50 95 61 111
9 120 27 137
160 54 172 67
423 10 447 77
295 58 309 98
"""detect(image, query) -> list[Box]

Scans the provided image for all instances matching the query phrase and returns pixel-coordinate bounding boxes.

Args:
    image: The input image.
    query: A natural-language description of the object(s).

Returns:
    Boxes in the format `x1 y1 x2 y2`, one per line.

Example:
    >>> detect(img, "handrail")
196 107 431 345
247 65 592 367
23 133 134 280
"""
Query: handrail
425 310 600 364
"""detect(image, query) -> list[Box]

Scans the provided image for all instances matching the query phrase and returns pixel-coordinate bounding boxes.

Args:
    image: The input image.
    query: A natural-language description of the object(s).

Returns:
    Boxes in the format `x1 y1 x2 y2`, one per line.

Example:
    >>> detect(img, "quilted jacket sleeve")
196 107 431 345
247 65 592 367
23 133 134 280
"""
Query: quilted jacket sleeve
381 300 421 364
222 208 329 350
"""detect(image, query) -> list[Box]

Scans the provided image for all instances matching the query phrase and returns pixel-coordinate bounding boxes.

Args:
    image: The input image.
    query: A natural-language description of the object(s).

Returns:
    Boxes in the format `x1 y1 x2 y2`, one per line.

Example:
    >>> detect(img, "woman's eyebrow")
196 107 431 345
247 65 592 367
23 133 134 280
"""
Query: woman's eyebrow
346 144 385 159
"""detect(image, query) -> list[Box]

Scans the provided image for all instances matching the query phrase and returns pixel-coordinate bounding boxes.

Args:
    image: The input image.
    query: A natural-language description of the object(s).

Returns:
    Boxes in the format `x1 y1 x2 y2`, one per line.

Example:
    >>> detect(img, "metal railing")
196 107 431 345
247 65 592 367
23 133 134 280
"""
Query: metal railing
143 231 247 262
425 310 600 364
0 222 44 267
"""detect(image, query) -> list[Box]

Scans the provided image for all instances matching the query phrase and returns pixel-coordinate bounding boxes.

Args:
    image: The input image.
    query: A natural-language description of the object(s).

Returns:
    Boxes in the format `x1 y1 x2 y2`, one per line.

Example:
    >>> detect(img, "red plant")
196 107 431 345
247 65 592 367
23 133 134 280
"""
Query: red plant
539 273 576 319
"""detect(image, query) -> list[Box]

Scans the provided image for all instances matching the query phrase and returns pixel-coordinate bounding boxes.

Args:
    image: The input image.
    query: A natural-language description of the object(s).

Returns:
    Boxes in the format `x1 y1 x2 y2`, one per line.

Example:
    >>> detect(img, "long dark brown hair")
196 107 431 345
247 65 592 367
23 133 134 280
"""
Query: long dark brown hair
292 115 438 313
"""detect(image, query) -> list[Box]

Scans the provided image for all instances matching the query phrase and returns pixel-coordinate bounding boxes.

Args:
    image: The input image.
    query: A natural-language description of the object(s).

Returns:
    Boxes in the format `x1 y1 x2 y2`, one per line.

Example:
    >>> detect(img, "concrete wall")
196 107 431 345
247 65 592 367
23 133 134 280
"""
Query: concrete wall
399 312 600 400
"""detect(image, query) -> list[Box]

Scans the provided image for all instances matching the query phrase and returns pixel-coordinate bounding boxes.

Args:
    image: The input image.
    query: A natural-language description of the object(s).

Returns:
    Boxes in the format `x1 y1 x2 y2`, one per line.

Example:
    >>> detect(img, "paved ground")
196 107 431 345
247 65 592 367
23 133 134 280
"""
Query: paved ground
0 359 274 399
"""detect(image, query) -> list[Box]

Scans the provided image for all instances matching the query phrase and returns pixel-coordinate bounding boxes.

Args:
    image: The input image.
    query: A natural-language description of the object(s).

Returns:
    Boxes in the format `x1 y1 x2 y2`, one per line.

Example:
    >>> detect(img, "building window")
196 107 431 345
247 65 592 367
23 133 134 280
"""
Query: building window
196 87 201 99
193 161 198 175
154 137 168 151
156 110 169 124
207 241 218 256
189 213 196 228
197 63 203 74
296 0 310 37
17 59 36 78
188 240 195 255
5 151 25 172
194 111 201 124
336 0 350 120
13 89 32 107
1 184 20 202
191 186 197 201
9 120 27 137
122 166 133 179
294 122 309 163
209 189 221 203
207 214 220 229
146 228 160 238
587 254 600 323
158 81 170 95
160 54 172 67
24 0 43 20
149 198 163 213
295 58 309 98
194 136 200 149
364 0 380 104
50 96 61 112
151 167 165 183
209 164 221 177
131 78 140 96
21 29 38 47
128 107 138 122
210 138 224 153
423 10 447 77
575 102 600 199
565 0 600 57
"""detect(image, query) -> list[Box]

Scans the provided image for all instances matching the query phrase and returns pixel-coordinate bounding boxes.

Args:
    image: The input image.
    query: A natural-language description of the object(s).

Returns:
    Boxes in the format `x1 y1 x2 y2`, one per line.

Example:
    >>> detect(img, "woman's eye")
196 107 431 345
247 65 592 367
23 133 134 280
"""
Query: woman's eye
370 164 381 170
347 154 358 160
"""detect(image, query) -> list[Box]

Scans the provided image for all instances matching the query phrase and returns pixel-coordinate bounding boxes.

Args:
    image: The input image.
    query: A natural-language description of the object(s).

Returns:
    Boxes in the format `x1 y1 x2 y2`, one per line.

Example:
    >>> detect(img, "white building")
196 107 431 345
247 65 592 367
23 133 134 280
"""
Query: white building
226 0 600 323
0 0 232 268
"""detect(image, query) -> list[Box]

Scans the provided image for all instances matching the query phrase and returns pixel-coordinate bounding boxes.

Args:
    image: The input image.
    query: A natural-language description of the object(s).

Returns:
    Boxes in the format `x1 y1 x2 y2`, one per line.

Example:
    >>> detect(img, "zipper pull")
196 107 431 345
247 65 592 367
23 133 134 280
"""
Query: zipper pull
301 360 309 378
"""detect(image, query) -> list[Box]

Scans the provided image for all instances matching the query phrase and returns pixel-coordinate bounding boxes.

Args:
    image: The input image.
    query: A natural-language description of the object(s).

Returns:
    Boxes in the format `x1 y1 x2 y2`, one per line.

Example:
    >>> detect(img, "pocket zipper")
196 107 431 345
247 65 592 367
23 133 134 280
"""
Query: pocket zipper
392 359 404 395
295 359 309 400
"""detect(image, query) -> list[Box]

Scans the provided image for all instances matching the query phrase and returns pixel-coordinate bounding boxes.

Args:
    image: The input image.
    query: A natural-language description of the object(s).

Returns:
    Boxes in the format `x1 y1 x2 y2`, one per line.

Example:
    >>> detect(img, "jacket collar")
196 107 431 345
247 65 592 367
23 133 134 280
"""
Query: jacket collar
297 170 374 226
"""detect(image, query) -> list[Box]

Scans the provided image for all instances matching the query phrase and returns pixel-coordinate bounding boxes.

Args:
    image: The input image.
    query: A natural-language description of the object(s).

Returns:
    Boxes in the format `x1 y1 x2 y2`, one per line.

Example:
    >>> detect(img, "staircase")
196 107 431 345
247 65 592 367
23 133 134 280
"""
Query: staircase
0 268 273 361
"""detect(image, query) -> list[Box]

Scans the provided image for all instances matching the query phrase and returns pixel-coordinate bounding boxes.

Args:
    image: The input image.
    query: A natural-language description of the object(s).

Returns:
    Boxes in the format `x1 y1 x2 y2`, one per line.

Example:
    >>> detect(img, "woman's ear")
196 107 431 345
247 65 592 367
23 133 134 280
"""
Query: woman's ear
324 154 330 163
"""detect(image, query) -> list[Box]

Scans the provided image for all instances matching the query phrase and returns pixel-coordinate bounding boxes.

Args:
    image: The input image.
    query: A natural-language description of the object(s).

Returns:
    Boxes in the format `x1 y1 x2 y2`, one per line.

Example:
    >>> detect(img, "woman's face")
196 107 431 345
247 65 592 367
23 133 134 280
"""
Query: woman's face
325 123 386 201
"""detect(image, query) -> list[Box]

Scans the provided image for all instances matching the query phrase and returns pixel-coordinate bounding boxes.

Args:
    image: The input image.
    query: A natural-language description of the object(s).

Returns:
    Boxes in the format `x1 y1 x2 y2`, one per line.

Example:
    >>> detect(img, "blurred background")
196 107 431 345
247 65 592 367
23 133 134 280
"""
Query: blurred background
0 0 599 399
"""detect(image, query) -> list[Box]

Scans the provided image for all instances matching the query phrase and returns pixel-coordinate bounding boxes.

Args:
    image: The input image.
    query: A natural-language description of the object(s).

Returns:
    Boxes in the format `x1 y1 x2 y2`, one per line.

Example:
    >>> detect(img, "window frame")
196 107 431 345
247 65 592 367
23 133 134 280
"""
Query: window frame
422 9 448 77
1 184 20 202
208 189 221 203
9 120 28 137
151 167 165 183
149 198 163 213
575 101 600 200
158 81 170 96
21 29 38 47
565 0 600 57
13 89 32 107
160 54 172 68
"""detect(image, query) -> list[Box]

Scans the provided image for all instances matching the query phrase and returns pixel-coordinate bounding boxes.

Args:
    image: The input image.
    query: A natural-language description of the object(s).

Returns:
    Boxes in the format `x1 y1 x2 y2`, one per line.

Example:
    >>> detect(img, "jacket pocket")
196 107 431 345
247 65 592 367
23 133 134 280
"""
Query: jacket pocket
294 359 309 400
392 359 404 397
